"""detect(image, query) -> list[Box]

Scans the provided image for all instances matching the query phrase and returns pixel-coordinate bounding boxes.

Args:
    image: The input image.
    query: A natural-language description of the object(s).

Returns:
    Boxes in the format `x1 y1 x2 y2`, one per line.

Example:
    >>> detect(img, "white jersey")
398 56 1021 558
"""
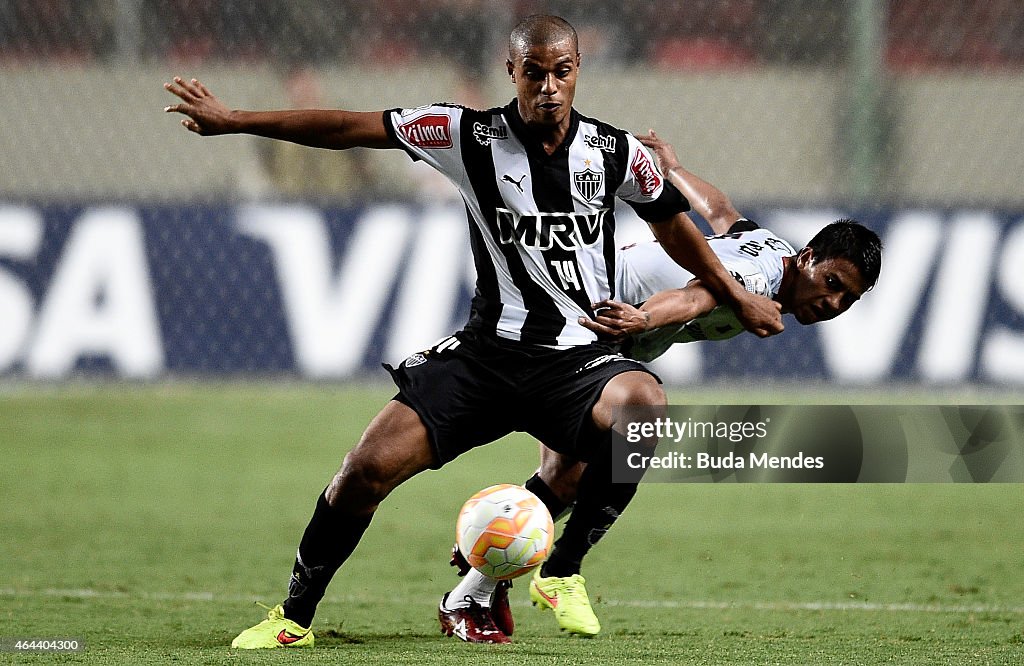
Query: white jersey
616 222 794 361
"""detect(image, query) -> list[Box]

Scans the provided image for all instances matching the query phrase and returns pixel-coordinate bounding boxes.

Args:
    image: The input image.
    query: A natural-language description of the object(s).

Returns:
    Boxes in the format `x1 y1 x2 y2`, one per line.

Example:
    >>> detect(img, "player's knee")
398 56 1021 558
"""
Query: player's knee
606 373 666 409
624 381 666 449
592 372 666 434
325 400 434 510
538 450 584 504
328 450 398 510
624 378 666 408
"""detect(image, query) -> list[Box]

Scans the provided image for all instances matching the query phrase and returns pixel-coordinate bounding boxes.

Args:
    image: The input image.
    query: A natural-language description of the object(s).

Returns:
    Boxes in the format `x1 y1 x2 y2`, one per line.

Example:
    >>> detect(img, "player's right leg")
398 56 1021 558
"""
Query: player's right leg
232 400 437 649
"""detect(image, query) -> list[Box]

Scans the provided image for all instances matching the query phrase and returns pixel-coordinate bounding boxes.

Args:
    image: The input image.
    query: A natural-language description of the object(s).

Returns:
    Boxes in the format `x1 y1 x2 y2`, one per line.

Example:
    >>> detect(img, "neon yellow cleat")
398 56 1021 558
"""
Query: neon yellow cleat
529 570 601 637
230 604 314 649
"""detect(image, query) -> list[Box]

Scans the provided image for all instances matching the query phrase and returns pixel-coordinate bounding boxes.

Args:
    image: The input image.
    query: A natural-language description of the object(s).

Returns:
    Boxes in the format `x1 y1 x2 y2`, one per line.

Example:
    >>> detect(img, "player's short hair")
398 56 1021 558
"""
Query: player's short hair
509 15 579 59
806 219 882 288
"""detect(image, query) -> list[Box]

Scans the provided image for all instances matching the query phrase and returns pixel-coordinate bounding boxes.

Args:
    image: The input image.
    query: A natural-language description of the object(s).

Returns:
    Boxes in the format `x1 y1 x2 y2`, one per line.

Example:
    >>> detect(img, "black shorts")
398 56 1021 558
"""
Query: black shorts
385 329 659 467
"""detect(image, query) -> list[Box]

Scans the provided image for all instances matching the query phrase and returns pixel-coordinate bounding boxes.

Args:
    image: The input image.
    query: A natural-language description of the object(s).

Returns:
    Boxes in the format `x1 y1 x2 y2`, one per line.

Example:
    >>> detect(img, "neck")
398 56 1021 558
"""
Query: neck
515 101 571 155
776 255 796 313
539 125 569 155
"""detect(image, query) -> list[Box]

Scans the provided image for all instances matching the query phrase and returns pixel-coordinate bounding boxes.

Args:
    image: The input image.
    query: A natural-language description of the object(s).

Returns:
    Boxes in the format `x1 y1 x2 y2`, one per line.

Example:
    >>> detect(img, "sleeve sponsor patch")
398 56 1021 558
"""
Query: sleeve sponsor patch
396 114 453 149
630 149 662 197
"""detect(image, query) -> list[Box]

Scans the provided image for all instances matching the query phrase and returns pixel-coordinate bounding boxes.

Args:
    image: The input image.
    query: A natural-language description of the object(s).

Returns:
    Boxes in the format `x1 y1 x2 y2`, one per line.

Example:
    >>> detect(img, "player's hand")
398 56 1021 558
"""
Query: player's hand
635 129 682 174
579 300 651 341
163 76 235 135
732 292 784 338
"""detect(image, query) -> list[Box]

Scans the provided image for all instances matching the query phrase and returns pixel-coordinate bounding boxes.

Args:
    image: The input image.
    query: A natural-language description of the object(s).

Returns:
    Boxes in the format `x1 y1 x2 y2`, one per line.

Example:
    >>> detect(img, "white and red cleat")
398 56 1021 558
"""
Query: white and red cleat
449 543 515 636
438 593 511 644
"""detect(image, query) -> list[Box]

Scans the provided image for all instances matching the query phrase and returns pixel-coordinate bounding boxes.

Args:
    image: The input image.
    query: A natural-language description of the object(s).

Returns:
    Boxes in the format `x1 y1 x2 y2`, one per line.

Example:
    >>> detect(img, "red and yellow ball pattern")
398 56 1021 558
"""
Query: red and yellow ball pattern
455 484 554 580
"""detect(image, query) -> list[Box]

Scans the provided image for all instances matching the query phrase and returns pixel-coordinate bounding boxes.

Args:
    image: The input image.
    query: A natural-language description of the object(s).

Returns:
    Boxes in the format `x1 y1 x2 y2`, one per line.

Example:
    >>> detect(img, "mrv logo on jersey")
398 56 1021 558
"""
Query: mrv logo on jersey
495 208 608 250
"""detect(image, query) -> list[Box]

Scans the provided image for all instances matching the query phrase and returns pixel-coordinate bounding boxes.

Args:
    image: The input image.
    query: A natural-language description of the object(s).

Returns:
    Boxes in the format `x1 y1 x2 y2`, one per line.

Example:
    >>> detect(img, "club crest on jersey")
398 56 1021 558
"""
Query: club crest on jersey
574 168 604 202
743 272 770 296
631 150 662 197
473 122 508 146
584 134 616 153
397 114 453 149
496 208 607 250
403 352 427 368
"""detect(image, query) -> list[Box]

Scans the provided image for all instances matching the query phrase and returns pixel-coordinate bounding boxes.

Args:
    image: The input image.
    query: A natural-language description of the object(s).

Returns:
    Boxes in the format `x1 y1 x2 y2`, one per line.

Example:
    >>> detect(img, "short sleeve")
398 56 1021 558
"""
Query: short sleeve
383 104 465 181
615 134 689 222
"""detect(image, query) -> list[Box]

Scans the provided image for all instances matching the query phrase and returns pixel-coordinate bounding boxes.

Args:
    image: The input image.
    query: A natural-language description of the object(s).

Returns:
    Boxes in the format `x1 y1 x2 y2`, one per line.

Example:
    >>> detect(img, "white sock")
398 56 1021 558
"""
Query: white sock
443 569 499 609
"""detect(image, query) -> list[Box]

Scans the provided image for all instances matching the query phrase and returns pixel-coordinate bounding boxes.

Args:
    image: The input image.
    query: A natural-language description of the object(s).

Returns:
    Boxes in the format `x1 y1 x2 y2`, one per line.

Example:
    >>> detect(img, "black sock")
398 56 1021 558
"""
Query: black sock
281 489 372 627
524 473 572 521
541 443 638 578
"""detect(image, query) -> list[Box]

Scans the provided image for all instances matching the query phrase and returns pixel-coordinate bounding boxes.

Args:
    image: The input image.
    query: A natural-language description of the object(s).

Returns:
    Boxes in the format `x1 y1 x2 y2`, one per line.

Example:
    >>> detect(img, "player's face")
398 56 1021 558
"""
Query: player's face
789 251 868 325
507 39 580 129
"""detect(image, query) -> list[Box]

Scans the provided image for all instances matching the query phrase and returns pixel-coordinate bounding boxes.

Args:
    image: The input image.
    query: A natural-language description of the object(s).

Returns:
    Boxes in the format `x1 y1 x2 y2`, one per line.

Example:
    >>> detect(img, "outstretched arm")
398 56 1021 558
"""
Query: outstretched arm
163 76 394 149
581 282 719 339
637 130 741 236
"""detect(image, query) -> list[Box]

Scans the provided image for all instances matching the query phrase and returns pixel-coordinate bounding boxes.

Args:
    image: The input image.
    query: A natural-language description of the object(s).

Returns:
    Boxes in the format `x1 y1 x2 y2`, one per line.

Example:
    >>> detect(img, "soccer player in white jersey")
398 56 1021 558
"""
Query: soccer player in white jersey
588 129 881 348
165 15 785 649
445 130 882 641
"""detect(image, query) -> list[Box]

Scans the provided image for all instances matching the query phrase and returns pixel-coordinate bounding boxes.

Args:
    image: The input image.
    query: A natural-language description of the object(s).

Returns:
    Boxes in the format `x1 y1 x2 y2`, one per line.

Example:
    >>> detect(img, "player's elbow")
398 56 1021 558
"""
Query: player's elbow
703 193 742 233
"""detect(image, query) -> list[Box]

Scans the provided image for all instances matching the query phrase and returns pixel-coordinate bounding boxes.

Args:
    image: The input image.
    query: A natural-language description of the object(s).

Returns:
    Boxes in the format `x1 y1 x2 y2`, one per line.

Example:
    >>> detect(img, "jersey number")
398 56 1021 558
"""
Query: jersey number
550 260 582 291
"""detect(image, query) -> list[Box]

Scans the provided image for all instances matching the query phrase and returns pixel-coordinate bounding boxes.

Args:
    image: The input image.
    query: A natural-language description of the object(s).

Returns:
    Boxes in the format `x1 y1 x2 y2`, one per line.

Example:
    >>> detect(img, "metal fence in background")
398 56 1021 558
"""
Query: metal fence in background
4 1 1024 70
0 1 1022 386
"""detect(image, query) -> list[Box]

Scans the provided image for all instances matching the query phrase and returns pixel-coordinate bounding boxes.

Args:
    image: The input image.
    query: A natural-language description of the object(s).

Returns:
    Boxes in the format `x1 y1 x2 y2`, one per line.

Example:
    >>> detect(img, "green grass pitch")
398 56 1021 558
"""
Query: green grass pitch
2 383 1023 664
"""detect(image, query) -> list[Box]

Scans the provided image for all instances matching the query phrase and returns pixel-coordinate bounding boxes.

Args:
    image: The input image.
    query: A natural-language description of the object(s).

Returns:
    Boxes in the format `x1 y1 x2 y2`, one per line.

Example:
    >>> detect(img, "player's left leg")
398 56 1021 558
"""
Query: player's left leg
545 370 662 574
530 370 664 636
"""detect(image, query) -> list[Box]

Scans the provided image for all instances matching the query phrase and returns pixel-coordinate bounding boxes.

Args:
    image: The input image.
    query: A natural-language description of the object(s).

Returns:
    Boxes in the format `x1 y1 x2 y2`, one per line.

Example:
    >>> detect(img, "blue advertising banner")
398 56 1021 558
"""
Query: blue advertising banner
0 202 1022 384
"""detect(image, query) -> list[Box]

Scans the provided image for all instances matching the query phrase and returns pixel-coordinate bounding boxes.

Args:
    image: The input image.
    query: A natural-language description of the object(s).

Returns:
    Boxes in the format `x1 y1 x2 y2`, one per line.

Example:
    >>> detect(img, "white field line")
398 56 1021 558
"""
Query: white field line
1 587 1022 615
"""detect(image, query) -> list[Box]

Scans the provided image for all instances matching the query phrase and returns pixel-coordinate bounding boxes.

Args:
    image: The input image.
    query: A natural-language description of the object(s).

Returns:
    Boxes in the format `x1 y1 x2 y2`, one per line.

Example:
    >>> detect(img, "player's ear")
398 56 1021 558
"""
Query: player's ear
796 247 815 269
506 59 515 81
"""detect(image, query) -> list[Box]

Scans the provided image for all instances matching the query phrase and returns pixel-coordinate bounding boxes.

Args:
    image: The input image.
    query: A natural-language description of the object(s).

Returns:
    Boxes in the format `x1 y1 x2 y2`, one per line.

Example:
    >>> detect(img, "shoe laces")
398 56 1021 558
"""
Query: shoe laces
461 596 501 629
255 601 284 620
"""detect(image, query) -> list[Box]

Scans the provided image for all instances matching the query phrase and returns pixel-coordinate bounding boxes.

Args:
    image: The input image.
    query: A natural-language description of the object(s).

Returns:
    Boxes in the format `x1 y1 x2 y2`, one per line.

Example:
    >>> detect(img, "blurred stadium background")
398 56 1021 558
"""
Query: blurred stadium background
0 0 1023 388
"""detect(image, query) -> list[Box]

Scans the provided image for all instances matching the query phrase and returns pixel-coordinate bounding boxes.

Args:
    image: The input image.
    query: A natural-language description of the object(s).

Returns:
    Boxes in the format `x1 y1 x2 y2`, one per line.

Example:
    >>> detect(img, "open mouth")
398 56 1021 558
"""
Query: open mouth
538 102 560 111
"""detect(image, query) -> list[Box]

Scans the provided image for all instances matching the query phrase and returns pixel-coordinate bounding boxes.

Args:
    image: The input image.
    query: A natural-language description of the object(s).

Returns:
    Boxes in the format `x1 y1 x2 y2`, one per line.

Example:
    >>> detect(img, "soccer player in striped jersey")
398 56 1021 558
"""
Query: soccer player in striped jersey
446 131 882 640
165 15 784 648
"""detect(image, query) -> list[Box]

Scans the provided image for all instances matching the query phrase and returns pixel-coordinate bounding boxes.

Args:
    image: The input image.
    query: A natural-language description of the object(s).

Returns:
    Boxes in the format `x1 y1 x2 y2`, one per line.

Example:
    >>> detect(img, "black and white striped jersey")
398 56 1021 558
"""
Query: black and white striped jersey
383 100 689 348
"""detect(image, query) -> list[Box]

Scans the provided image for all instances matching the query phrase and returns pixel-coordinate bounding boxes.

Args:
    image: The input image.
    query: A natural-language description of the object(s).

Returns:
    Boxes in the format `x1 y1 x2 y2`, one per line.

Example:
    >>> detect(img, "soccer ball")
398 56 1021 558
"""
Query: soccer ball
455 484 554 580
